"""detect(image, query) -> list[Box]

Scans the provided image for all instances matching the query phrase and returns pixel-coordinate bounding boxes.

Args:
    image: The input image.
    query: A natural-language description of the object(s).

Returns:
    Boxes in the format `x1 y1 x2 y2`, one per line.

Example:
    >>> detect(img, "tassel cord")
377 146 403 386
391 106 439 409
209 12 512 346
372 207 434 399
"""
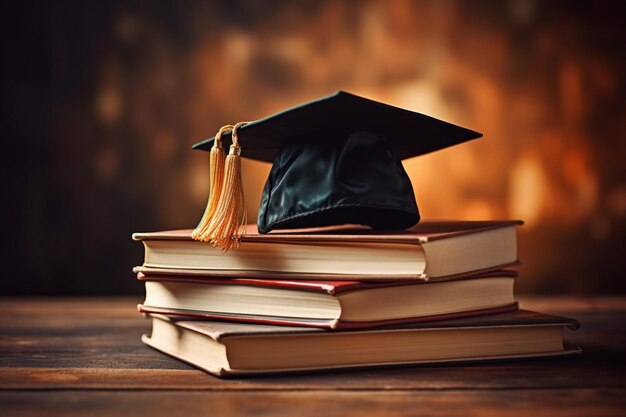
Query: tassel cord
204 121 249 250
191 124 233 241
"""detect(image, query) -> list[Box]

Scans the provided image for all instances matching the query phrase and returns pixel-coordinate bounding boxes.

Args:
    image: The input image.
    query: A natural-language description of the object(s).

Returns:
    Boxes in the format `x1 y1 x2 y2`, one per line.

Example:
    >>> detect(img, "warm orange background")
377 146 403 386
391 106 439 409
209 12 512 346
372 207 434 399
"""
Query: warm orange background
3 1 625 294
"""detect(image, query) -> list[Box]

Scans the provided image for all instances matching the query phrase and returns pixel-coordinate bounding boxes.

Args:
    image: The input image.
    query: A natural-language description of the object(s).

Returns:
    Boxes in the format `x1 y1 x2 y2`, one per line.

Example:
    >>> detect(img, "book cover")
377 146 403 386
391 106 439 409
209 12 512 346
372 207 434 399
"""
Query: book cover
142 310 581 377
137 270 519 329
133 220 522 280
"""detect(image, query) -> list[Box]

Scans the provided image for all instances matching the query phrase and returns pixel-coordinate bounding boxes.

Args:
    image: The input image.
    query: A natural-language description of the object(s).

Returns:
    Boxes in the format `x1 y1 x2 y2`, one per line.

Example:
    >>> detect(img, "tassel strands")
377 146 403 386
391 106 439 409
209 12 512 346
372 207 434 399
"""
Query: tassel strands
204 121 249 250
191 124 233 241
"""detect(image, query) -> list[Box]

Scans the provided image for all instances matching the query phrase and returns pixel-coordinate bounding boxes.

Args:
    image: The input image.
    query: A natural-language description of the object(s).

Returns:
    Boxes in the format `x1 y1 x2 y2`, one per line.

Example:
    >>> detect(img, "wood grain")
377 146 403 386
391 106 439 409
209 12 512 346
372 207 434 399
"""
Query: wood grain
1 389 625 417
0 296 625 415
1 352 624 390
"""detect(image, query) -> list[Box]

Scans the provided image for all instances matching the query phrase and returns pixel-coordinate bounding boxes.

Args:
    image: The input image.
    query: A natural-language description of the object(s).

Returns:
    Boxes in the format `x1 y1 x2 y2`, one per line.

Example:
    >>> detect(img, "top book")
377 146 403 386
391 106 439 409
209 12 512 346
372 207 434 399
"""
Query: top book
133 220 521 281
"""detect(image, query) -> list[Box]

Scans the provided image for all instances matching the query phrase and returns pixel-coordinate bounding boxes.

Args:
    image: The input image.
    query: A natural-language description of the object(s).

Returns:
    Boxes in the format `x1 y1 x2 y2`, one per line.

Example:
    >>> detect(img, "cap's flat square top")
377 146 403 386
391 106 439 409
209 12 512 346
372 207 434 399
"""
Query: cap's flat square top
192 91 482 162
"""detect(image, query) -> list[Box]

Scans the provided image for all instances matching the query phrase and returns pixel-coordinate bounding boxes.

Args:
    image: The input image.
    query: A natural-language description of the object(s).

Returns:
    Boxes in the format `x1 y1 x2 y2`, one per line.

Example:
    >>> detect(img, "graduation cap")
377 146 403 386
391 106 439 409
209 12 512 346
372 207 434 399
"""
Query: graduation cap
192 91 482 250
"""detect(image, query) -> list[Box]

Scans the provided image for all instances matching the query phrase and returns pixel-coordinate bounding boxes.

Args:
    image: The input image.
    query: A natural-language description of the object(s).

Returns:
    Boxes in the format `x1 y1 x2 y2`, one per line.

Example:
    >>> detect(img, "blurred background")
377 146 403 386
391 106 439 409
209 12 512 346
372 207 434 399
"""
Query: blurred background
2 0 625 296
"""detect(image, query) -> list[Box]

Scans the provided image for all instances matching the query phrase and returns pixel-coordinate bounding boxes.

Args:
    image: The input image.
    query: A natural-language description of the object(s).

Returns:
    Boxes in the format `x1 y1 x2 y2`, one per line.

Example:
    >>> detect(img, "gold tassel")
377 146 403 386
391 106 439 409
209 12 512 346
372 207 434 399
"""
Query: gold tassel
191 124 233 241
204 121 249 250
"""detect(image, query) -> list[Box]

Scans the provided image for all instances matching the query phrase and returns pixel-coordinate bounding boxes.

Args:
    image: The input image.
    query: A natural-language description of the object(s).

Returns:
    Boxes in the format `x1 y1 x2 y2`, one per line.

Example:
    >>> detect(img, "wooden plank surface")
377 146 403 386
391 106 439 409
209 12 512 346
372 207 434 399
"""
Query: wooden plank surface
1 296 625 415
1 296 625 390
1 390 625 417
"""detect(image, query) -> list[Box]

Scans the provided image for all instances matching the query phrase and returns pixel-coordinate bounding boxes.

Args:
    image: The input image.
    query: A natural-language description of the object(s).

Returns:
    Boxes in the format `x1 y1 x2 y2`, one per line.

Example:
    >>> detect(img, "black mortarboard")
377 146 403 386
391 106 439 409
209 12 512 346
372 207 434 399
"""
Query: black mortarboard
192 91 481 249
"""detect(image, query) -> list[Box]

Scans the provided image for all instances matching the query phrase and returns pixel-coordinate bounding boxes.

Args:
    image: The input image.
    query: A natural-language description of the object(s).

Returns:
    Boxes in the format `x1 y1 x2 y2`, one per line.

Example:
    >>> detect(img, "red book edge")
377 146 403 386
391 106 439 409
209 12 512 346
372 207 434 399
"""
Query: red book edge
138 302 519 330
137 269 518 295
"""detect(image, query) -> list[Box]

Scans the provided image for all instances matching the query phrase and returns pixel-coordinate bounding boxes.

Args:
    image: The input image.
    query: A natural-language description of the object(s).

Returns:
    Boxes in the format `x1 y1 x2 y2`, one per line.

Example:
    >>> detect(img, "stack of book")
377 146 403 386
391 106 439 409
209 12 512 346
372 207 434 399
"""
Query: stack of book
133 220 580 377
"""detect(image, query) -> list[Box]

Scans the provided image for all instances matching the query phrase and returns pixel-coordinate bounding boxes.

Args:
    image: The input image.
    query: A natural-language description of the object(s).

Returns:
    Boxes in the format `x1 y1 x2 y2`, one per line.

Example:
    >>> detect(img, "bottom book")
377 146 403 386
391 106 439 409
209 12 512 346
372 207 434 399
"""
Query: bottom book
142 310 581 377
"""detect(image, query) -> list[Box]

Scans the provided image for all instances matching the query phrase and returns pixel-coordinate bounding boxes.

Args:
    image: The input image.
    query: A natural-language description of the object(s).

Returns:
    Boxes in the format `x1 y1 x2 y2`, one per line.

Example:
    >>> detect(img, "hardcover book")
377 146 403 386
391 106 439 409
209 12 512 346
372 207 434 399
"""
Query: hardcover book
133 220 521 280
138 270 518 329
142 310 581 377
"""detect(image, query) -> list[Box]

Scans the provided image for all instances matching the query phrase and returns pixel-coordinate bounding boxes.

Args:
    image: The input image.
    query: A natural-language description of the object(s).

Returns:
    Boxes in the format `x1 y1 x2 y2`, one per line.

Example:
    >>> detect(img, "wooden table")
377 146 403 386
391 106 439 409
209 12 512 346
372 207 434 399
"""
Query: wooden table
1 296 625 416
